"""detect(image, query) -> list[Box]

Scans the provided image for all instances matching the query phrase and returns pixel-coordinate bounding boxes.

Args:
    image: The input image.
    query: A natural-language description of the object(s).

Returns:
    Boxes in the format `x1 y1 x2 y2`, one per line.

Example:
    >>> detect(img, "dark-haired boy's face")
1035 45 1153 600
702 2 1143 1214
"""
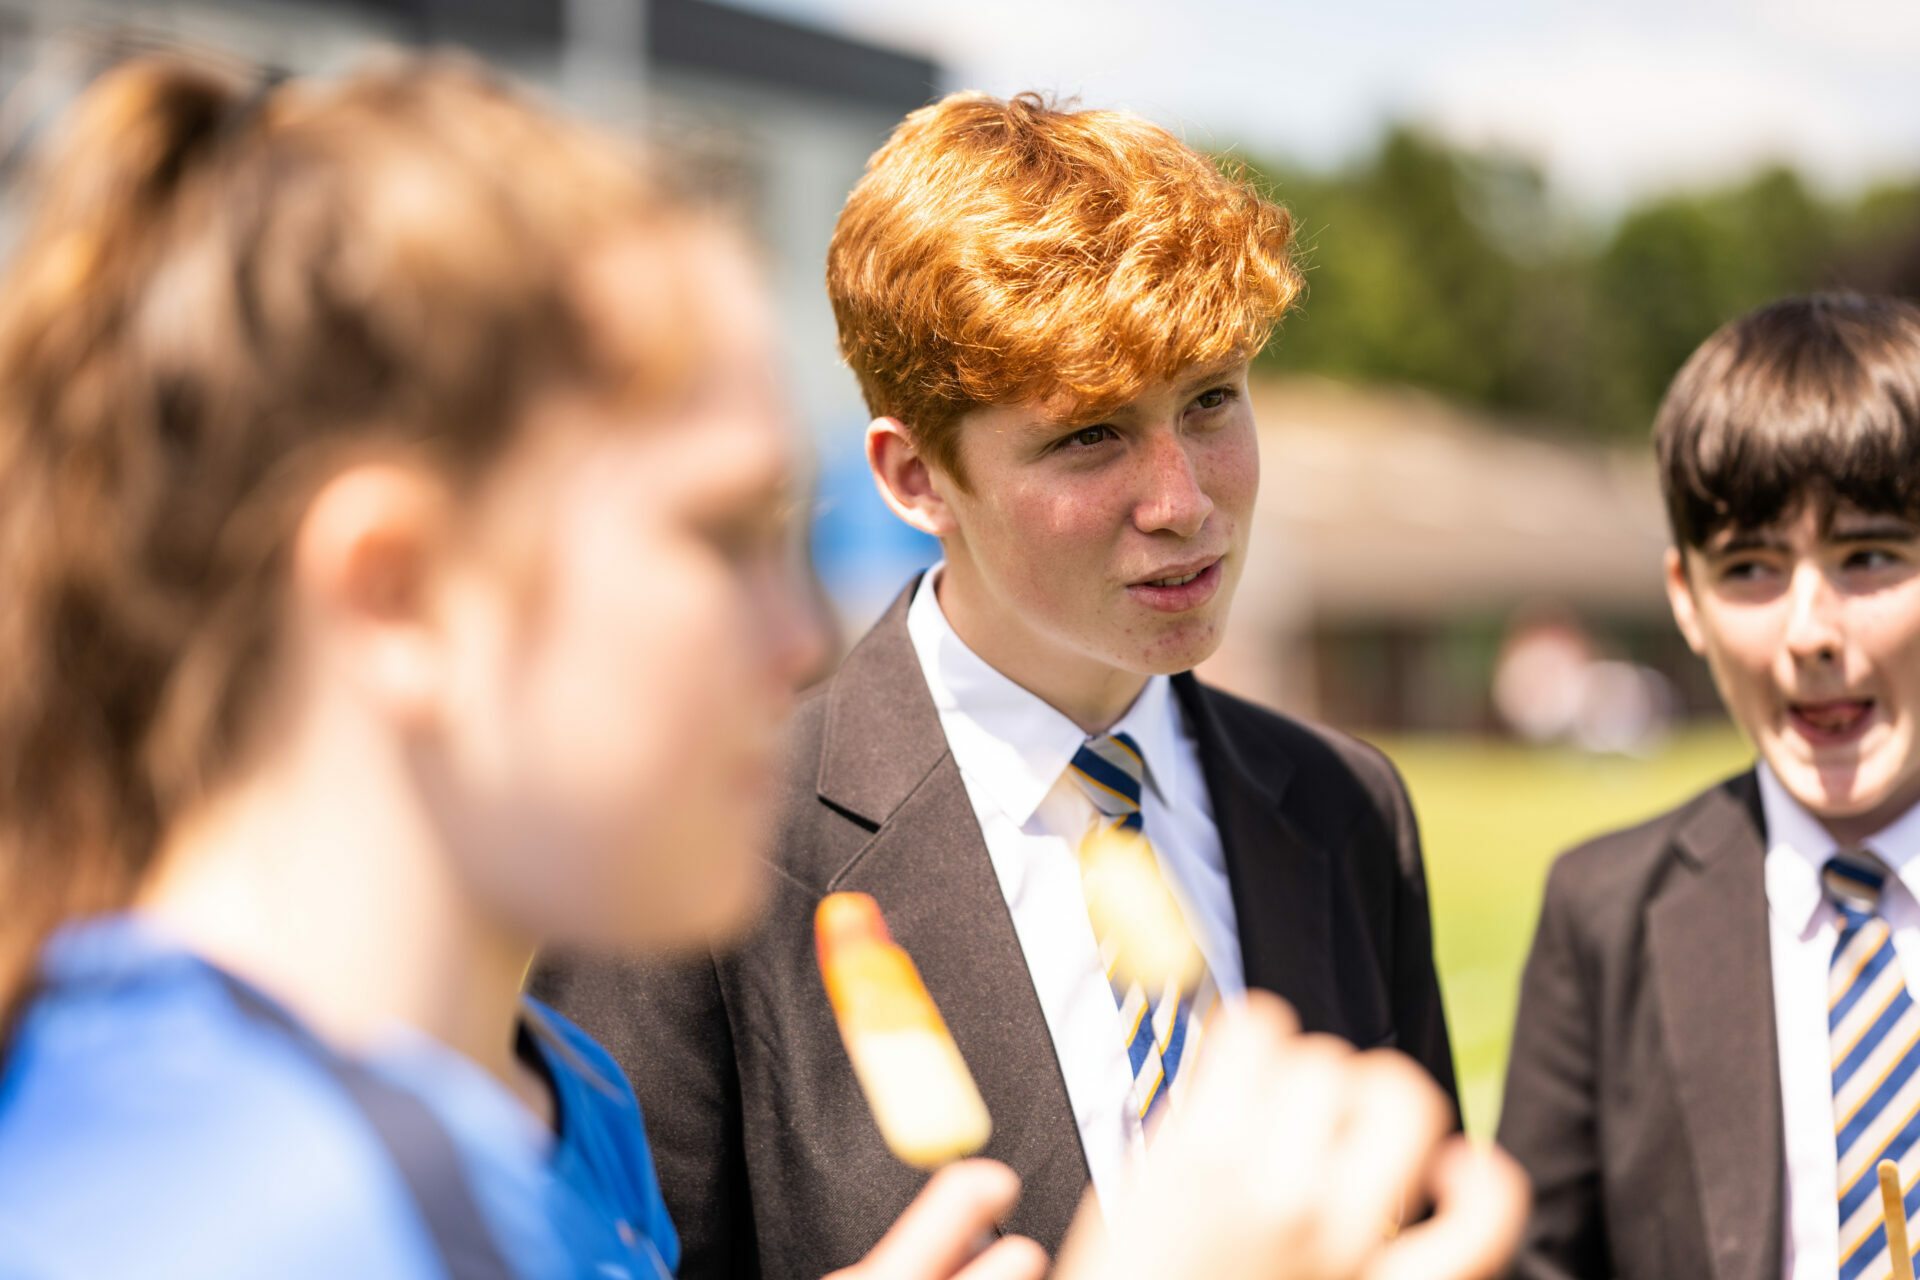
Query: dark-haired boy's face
926 361 1256 719
1668 503 1920 842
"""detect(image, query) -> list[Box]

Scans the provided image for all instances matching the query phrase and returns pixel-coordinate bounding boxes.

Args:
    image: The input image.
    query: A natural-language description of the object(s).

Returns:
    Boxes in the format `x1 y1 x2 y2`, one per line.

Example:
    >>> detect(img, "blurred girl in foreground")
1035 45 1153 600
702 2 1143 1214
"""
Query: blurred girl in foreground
0 54 1522 1280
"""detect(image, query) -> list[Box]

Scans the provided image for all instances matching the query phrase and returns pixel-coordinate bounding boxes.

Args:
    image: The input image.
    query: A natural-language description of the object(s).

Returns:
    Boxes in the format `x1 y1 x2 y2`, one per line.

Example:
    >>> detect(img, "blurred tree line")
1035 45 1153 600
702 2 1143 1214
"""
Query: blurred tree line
1245 129 1920 438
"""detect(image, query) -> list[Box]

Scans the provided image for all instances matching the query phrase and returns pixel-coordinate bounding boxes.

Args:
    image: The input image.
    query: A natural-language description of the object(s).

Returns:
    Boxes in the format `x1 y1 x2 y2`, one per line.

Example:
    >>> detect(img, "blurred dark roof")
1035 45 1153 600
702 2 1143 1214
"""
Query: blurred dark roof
333 0 938 112
649 0 936 111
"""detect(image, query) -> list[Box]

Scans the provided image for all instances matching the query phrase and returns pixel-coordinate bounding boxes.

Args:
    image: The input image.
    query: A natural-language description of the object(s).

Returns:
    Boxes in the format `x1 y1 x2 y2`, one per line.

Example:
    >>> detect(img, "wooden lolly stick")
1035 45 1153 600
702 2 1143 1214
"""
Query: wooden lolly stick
1880 1159 1916 1280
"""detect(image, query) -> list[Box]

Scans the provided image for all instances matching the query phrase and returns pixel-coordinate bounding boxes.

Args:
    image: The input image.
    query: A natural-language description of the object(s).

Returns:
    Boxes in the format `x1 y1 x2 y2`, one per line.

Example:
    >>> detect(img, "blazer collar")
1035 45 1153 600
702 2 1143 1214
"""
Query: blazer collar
1170 672 1294 810
1672 768 1767 872
816 576 950 829
1651 769 1785 1280
1169 676 1354 1037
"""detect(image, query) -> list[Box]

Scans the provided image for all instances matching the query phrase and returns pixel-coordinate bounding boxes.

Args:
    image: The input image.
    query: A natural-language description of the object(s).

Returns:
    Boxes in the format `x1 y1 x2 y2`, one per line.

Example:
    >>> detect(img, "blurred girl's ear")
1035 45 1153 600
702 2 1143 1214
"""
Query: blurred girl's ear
291 462 453 722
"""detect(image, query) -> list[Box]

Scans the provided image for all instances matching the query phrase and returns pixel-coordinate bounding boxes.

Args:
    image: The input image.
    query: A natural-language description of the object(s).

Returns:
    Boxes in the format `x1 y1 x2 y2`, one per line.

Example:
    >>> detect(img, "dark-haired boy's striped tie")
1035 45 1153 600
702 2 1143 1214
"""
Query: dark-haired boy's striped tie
1829 851 1920 1280
1067 732 1216 1125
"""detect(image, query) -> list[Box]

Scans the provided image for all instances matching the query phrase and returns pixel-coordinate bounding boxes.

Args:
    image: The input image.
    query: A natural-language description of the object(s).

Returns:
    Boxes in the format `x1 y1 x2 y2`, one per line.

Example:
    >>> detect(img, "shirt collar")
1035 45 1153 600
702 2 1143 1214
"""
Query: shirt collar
1759 760 1920 937
905 567 1178 828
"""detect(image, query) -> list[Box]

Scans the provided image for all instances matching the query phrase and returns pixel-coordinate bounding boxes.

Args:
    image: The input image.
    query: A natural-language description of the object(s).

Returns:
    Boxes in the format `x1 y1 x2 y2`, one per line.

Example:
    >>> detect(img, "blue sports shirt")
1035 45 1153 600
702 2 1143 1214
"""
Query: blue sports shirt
0 915 680 1279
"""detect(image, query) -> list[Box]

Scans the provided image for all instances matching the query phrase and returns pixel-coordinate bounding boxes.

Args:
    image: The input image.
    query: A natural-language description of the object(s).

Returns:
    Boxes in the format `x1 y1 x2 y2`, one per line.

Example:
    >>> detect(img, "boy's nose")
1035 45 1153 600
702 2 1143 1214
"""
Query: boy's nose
1783 561 1846 663
1134 431 1212 538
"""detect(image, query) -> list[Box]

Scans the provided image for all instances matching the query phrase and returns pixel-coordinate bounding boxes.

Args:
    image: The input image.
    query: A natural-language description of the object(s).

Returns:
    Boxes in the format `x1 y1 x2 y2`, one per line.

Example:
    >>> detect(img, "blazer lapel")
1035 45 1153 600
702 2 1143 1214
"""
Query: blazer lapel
814 579 951 831
816 580 1091 1247
1172 675 1349 1036
1647 773 1783 1280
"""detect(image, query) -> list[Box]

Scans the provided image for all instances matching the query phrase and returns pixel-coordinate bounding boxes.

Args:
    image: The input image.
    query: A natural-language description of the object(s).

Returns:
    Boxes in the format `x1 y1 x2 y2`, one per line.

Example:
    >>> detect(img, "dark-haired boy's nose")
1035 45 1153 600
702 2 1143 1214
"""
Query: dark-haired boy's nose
1783 561 1846 664
1133 430 1212 539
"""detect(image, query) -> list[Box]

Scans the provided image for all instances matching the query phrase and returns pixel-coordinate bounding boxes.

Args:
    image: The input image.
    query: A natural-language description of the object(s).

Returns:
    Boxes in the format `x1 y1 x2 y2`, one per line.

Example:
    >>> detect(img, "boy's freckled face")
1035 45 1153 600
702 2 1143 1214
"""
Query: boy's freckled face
935 362 1257 679
1669 503 1920 840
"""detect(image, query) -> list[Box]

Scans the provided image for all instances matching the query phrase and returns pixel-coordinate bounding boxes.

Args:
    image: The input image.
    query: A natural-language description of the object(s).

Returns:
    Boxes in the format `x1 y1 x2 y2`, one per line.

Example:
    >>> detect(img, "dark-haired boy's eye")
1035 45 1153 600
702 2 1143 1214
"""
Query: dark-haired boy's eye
1719 558 1771 583
1845 547 1904 572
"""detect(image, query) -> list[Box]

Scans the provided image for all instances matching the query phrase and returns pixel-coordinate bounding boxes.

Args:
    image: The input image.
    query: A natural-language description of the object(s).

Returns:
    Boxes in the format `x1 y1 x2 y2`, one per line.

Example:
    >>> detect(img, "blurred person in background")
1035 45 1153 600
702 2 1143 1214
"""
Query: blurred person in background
536 90 1460 1277
0 50 1524 1280
1499 294 1920 1280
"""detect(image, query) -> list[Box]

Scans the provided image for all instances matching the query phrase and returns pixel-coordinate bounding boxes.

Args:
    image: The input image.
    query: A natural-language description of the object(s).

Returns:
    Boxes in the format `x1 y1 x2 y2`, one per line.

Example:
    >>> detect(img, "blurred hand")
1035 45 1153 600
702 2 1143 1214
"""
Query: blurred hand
1053 991 1528 1280
825 1159 1049 1280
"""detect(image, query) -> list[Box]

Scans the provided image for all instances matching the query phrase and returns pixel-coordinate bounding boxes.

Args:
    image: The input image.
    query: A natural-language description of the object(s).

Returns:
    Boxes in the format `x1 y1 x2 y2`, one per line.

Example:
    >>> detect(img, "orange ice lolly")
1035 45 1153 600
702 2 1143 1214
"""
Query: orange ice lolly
1078 825 1205 995
815 892 992 1169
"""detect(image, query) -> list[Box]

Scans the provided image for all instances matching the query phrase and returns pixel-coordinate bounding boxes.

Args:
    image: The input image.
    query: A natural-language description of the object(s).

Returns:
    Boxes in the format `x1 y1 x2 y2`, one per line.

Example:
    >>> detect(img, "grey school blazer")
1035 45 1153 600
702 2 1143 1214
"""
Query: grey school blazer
532 579 1458 1280
1497 771 1786 1280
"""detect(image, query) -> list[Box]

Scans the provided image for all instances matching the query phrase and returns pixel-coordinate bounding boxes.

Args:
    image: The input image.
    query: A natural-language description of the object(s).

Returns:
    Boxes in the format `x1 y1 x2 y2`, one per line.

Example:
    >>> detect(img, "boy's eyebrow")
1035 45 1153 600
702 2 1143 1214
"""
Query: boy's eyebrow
1829 516 1920 543
1031 359 1253 433
1177 361 1247 395
1704 529 1784 555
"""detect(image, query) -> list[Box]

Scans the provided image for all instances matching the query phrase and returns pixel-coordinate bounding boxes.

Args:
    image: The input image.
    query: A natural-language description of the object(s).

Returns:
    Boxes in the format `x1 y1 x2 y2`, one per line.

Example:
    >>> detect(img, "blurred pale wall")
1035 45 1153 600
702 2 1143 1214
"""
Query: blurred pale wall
1199 376 1696 731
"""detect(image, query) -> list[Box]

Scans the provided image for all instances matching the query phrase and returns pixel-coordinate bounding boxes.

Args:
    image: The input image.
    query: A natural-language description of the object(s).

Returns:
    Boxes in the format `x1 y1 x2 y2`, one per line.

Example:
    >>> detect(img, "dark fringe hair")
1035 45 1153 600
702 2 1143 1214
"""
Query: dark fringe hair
1655 293 1920 548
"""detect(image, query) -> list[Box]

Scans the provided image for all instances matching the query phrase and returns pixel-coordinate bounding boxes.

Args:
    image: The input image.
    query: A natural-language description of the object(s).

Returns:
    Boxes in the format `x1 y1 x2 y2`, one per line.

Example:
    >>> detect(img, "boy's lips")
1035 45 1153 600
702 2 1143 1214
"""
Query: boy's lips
1126 557 1223 613
1788 698 1877 747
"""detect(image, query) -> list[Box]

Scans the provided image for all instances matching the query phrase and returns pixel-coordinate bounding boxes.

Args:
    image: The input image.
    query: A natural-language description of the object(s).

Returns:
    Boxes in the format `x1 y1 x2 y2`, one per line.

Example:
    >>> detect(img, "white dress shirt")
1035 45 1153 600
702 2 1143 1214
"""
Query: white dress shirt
1762 763 1920 1280
904 568 1245 1207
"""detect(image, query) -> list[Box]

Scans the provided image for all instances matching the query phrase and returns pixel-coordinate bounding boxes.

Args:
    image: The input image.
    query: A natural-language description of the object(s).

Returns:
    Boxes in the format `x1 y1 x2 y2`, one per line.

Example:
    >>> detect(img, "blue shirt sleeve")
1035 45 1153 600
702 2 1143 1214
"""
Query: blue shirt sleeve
522 998 681 1276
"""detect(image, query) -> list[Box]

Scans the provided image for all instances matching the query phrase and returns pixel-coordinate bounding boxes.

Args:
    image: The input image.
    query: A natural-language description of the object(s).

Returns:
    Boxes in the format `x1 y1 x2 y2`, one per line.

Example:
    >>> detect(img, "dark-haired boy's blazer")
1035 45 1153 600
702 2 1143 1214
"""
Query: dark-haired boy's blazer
532 581 1458 1280
1497 771 1785 1280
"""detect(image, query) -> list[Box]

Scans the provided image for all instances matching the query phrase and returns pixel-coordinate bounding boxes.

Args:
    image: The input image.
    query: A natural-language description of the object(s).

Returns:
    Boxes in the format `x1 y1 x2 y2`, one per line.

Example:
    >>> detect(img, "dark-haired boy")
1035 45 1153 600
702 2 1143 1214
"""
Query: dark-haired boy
1499 293 1920 1280
536 91 1458 1279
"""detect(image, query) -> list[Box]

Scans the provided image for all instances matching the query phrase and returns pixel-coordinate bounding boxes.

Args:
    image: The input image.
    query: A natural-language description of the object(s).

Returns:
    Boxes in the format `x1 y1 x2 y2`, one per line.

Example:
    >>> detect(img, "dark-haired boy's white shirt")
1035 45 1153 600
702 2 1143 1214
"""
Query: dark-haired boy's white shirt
1762 762 1920 1280
904 566 1245 1206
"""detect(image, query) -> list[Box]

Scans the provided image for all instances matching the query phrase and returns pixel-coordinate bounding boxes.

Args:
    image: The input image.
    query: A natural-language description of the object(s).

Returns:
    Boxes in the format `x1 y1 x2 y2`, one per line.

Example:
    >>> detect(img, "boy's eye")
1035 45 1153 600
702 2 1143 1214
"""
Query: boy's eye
1718 558 1774 583
1844 547 1904 572
1064 425 1115 449
1192 386 1233 411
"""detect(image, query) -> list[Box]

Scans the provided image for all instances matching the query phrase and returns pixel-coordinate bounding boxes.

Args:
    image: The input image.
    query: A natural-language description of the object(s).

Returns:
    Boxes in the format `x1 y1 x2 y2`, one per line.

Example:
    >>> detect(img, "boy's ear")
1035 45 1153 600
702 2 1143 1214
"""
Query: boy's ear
866 417 956 539
1664 546 1709 656
290 462 451 726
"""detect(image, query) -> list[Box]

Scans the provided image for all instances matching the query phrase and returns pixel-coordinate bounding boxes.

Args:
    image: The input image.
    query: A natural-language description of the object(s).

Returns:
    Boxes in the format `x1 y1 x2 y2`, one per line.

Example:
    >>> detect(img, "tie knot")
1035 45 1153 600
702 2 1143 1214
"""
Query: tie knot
1069 733 1145 831
1823 850 1889 920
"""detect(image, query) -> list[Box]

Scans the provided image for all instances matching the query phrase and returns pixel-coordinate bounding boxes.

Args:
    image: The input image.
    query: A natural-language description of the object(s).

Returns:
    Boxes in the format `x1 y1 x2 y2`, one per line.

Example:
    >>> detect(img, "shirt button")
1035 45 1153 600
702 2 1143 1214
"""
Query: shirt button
617 1220 637 1248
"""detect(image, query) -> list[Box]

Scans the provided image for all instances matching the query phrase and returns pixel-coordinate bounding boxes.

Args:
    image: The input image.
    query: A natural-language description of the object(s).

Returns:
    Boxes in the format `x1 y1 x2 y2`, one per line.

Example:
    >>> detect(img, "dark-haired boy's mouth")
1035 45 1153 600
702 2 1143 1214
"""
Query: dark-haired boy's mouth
1789 698 1875 744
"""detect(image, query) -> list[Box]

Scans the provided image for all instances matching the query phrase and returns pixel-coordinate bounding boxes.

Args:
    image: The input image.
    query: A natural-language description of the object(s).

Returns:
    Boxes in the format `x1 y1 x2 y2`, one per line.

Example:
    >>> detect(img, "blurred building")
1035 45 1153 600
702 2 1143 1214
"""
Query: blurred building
1199 377 1718 736
0 0 938 456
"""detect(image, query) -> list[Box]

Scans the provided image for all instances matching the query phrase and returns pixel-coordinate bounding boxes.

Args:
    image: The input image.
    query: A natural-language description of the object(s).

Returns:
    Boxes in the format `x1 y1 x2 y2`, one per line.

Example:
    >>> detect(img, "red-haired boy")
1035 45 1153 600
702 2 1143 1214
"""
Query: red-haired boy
538 92 1458 1278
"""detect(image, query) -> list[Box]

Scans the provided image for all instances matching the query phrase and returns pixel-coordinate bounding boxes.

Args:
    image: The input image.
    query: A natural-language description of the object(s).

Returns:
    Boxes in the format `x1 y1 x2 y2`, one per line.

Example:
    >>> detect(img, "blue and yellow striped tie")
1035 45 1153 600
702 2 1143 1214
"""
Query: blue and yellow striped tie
1067 732 1216 1125
1829 851 1920 1280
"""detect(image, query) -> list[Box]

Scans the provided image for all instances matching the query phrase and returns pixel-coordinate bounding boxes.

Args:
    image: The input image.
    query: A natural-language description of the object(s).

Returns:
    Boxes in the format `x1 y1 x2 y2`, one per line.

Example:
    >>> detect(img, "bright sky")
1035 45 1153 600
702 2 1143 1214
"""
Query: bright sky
739 0 1920 213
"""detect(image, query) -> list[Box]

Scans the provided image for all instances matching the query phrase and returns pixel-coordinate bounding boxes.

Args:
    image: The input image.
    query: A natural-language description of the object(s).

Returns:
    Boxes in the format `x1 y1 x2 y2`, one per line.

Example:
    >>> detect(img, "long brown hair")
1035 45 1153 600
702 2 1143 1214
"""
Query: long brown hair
0 52 702 1019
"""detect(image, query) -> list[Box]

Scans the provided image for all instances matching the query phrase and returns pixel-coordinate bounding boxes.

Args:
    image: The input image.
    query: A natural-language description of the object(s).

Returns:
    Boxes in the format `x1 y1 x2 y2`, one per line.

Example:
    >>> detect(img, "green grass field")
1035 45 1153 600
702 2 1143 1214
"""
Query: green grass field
1374 727 1755 1135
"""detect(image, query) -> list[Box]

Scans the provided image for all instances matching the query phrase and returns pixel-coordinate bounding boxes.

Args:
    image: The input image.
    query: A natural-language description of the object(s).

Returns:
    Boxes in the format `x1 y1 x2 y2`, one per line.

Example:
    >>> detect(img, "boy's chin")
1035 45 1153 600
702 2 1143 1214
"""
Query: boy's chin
1775 752 1920 826
1116 616 1227 676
